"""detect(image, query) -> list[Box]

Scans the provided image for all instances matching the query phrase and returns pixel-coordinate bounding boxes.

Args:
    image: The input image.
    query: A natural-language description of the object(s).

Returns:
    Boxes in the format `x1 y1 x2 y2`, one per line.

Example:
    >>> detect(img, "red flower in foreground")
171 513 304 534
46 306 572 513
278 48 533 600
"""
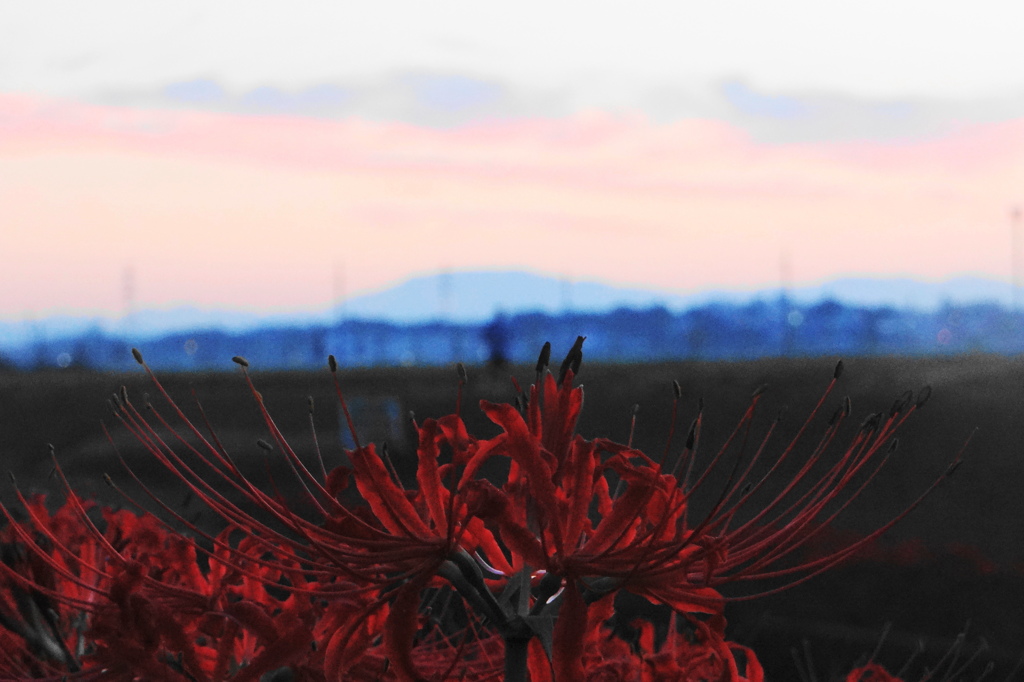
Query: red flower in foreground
0 340 962 681
846 663 904 682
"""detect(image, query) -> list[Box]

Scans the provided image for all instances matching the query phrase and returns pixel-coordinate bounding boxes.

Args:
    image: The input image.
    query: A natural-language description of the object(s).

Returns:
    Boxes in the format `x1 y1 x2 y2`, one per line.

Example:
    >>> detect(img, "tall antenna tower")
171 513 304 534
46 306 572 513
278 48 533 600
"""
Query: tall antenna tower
779 250 796 356
780 250 792 300
122 265 136 334
333 260 346 326
438 267 453 320
560 276 573 313
1012 206 1022 312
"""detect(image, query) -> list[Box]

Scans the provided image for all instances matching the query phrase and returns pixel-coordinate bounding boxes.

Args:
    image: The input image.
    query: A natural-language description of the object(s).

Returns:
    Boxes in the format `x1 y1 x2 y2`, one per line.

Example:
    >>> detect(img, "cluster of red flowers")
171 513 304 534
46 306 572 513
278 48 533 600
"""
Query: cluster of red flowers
0 340 960 681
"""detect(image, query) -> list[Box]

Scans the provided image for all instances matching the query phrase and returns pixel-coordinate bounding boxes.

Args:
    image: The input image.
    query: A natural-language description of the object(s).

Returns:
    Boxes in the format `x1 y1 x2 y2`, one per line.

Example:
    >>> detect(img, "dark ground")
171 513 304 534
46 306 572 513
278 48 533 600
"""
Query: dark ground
2 353 1023 679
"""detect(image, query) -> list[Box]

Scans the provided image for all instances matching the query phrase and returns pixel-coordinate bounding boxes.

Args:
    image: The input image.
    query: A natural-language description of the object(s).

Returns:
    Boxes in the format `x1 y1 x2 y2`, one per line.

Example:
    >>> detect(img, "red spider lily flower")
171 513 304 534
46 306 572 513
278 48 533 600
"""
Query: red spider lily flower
0 484 326 680
0 339 963 682
528 595 763 682
68 351 509 681
457 342 961 681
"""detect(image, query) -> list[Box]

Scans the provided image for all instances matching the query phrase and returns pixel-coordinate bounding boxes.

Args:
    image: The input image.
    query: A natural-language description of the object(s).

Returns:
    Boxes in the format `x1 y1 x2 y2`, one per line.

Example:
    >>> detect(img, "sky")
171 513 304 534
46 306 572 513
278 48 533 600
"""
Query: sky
2 1 1024 321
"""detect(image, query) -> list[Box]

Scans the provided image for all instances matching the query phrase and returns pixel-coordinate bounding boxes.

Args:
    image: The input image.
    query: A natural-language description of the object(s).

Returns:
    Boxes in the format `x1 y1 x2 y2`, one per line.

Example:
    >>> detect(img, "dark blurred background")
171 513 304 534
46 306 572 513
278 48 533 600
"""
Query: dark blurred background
2 352 1022 678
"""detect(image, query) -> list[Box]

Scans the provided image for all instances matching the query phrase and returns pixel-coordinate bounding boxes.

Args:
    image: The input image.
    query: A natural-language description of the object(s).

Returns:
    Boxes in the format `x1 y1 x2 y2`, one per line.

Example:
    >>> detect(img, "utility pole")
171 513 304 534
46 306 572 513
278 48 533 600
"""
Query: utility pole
438 267 453 320
333 260 346 326
1012 206 1022 313
560 276 573 313
122 265 136 334
780 250 796 356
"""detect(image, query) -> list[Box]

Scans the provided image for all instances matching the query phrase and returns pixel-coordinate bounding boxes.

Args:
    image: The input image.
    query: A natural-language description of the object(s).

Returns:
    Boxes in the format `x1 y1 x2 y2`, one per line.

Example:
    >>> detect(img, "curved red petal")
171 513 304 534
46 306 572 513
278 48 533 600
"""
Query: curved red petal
414 419 448 534
351 444 433 539
551 582 588 682
383 574 432 682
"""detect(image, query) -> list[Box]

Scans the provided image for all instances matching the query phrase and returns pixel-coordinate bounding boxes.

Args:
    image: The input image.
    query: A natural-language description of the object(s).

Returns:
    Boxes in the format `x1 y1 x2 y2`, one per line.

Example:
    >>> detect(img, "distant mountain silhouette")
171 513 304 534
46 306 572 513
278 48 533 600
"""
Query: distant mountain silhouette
337 270 1016 322
0 270 1015 347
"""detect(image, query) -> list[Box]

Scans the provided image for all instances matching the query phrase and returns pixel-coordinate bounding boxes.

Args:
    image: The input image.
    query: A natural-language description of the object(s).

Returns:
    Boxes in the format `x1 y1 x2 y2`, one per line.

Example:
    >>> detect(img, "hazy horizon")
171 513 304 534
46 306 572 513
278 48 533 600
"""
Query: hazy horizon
3 2 1023 323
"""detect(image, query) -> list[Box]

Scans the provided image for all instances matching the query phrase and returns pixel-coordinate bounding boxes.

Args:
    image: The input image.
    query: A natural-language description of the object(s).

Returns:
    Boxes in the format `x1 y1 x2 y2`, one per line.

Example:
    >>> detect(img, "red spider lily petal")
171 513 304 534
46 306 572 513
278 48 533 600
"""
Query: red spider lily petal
229 618 313 682
701 615 742 682
846 662 904 682
415 418 450 534
585 593 617 638
383 573 433 682
461 478 508 518
629 580 724 617
455 430 511 489
479 400 565 554
578 462 661 559
730 642 765 682
593 472 614 519
541 371 584 466
551 583 588 682
322 600 386 682
223 599 279 644
635 615 760 682
462 516 515 576
350 444 434 539
437 414 473 463
528 637 555 682
324 465 353 498
562 437 596 551
498 514 549 570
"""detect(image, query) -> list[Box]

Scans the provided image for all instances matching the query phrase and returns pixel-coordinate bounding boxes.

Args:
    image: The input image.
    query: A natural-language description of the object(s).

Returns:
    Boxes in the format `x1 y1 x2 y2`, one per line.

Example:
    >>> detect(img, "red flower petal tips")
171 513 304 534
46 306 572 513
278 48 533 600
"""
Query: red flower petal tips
0 341 964 681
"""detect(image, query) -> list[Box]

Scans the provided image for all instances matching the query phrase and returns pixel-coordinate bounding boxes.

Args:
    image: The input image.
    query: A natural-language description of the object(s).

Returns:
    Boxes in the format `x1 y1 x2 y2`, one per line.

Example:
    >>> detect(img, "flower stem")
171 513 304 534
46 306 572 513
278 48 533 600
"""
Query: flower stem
504 619 533 682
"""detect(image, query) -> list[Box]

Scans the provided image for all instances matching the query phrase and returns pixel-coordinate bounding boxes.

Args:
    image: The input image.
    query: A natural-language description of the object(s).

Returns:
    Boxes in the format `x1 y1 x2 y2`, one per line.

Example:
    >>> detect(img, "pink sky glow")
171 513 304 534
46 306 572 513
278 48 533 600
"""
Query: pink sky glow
2 93 1022 320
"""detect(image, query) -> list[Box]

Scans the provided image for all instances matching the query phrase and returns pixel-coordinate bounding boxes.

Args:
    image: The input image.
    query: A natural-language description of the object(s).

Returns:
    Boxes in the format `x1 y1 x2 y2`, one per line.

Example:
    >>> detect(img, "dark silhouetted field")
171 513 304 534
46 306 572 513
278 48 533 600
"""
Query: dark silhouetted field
2 353 1023 678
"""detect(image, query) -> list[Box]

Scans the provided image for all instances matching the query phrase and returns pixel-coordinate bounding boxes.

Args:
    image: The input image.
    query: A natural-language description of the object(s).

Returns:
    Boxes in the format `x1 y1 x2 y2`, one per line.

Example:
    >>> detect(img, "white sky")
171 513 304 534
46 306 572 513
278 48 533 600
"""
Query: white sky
2 1 1023 325
3 1 1024 100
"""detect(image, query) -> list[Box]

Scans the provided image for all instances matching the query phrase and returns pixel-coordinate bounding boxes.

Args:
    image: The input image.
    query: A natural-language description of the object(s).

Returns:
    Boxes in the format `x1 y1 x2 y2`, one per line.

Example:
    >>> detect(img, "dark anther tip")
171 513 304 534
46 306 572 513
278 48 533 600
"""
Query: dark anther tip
685 419 697 450
945 460 963 477
916 385 932 408
457 362 468 384
103 473 115 487
536 342 551 373
751 383 769 399
307 396 315 414
256 439 274 451
558 336 585 386
843 396 852 417
890 389 914 417
860 412 880 433
232 356 249 368
833 359 844 379
328 355 338 372
672 380 682 400
131 348 144 364
828 404 843 426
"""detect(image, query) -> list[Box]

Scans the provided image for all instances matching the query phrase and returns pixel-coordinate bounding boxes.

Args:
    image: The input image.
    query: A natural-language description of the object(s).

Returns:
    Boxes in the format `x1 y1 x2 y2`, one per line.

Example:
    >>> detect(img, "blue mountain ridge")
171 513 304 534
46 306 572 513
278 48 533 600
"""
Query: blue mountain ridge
0 270 1015 349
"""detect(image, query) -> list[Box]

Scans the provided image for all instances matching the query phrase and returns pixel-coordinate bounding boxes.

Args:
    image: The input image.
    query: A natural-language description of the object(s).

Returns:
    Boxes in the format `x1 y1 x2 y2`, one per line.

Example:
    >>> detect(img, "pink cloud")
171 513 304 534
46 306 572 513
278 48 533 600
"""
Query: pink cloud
1 94 1021 318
